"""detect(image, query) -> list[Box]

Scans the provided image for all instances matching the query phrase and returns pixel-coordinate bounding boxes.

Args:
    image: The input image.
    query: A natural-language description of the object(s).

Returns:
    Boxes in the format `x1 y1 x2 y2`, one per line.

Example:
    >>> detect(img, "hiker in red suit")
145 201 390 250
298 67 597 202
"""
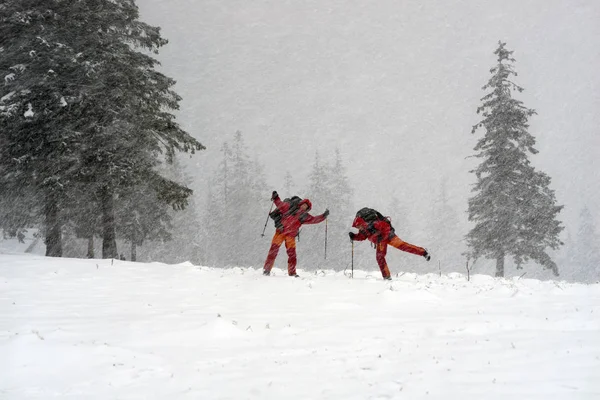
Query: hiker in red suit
349 207 430 280
263 191 329 277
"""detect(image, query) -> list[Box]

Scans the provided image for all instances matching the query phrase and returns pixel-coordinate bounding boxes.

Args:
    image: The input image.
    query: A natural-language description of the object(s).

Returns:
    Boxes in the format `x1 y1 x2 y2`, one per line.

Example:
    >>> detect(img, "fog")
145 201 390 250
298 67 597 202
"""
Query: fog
136 0 599 277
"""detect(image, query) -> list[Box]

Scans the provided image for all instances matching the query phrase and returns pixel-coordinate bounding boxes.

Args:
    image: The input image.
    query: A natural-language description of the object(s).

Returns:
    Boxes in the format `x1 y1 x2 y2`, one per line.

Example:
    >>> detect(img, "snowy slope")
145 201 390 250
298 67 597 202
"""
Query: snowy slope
1 254 599 399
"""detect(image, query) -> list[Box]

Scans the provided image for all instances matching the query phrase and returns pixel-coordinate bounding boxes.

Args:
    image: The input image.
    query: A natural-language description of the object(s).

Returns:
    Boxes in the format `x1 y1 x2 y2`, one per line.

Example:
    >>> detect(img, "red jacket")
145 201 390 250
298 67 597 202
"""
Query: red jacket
274 196 325 237
351 216 393 244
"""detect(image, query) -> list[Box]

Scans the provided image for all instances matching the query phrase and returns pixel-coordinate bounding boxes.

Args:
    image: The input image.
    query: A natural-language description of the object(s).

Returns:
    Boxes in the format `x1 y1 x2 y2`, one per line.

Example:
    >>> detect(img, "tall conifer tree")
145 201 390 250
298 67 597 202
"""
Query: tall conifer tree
467 42 563 277
0 1 204 258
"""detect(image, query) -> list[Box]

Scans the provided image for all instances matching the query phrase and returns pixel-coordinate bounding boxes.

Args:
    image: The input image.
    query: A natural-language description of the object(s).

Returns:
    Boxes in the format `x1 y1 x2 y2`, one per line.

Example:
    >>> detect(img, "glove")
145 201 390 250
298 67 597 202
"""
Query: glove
271 191 278 201
348 232 356 241
322 209 330 218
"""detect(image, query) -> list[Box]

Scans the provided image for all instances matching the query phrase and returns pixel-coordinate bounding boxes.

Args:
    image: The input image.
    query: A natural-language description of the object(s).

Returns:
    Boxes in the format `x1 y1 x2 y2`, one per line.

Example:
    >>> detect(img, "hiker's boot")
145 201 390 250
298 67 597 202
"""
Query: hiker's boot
423 250 431 261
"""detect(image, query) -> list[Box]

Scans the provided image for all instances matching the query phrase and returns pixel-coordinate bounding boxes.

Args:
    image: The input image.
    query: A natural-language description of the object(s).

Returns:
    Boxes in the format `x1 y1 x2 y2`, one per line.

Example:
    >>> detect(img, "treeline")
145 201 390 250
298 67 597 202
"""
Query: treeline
192 132 355 271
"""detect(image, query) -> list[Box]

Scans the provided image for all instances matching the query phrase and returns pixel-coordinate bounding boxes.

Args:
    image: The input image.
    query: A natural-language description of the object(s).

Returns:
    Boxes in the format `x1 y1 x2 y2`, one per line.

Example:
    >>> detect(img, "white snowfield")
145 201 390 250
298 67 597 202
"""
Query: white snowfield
1 254 599 400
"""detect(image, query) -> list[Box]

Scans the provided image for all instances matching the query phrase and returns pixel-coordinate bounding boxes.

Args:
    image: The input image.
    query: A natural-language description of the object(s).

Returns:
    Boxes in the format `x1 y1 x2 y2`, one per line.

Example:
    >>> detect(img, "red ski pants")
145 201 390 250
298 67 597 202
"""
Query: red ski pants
263 231 297 276
376 235 426 278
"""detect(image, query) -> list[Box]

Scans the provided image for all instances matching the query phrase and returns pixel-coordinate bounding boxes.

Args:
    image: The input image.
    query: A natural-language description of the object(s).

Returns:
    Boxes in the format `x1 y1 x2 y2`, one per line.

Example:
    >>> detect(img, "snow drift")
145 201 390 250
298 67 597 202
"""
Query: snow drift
1 254 599 399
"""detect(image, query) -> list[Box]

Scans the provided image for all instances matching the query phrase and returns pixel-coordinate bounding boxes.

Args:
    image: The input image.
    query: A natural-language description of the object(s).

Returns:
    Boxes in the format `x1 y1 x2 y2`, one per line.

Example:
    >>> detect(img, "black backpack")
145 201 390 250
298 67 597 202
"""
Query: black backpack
269 196 303 230
355 207 394 235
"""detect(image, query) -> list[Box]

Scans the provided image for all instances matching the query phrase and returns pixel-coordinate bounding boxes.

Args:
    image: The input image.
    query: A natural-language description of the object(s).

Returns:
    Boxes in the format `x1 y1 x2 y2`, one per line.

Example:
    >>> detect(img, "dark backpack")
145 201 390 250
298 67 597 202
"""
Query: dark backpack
269 196 303 230
355 207 394 235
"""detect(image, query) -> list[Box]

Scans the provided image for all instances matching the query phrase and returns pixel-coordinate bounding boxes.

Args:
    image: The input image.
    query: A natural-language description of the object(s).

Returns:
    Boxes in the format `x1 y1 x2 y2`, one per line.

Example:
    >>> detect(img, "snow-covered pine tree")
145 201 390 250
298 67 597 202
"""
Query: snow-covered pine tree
202 142 232 266
1 2 91 256
301 149 353 271
0 1 204 258
466 41 563 277
71 4 204 259
203 132 268 267
325 149 354 269
226 131 253 265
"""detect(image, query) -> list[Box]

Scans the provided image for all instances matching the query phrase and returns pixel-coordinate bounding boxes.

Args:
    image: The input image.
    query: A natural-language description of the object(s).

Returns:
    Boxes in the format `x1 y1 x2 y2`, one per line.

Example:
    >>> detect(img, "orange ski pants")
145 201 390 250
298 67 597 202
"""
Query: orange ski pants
263 231 298 276
376 235 426 278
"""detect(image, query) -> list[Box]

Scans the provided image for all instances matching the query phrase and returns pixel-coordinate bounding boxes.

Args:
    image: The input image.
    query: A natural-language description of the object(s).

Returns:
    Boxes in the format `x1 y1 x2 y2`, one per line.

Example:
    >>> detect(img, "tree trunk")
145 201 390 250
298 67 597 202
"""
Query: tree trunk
130 224 138 262
44 197 62 257
87 236 94 259
495 252 505 277
131 240 137 262
100 187 118 259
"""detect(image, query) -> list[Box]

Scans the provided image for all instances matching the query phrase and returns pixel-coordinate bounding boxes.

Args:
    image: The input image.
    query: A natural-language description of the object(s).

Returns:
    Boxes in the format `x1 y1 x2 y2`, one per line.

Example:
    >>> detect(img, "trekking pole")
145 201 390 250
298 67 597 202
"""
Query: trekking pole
324 218 328 259
261 201 274 237
351 240 354 279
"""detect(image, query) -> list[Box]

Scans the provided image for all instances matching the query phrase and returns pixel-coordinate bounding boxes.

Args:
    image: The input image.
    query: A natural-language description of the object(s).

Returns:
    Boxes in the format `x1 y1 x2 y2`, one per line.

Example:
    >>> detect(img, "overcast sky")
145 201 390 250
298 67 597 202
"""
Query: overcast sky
138 0 599 240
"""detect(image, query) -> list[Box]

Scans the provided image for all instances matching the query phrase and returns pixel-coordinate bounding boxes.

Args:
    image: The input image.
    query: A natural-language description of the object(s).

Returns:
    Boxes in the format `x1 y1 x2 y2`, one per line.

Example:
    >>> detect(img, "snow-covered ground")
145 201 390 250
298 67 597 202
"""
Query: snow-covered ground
1 253 599 399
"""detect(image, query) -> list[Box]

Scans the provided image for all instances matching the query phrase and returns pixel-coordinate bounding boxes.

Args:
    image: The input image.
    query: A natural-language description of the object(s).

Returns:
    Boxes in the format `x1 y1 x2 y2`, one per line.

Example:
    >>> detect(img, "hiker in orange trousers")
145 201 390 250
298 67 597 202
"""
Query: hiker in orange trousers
349 207 430 280
263 191 329 277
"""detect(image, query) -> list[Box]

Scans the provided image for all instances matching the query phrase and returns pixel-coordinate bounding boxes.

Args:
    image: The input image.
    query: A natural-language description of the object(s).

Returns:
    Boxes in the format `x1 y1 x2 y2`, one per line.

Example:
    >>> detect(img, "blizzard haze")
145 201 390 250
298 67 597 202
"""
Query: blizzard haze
138 0 600 236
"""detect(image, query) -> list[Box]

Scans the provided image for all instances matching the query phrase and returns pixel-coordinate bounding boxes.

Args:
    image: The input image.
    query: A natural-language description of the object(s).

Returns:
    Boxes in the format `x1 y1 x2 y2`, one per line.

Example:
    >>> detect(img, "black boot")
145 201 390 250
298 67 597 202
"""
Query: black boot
263 270 270 276
423 250 431 261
